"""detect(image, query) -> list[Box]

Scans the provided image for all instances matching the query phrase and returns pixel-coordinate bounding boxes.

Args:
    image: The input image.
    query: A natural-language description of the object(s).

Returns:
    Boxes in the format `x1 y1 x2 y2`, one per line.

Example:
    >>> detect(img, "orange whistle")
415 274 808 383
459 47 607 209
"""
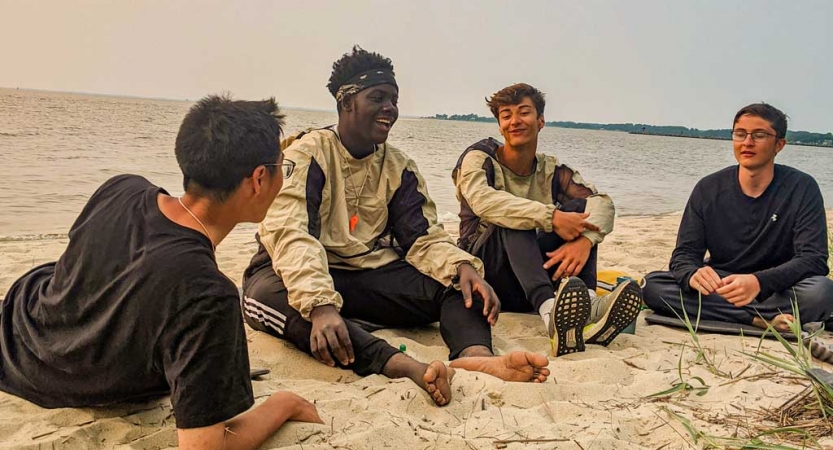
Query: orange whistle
349 215 359 232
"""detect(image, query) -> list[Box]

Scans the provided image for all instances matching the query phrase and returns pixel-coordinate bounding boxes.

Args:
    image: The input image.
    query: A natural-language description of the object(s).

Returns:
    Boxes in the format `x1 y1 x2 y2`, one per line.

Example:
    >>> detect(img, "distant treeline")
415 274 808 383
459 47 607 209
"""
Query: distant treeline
429 114 833 147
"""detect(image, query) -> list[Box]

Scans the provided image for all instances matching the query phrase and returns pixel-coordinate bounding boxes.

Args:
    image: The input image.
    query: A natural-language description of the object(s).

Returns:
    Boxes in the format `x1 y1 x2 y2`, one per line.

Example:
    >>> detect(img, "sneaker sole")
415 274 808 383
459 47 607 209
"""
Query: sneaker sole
550 277 592 357
585 281 643 347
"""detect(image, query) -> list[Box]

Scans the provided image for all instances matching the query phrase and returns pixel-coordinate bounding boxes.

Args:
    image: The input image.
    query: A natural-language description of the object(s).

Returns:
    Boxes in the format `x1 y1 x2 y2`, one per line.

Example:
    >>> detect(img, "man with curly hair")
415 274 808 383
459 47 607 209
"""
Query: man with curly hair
242 47 551 406
453 83 642 357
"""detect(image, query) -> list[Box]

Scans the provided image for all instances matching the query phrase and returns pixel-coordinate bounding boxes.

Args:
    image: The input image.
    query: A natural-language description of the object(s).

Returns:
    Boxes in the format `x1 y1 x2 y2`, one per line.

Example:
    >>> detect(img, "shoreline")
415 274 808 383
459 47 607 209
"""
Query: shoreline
629 131 833 148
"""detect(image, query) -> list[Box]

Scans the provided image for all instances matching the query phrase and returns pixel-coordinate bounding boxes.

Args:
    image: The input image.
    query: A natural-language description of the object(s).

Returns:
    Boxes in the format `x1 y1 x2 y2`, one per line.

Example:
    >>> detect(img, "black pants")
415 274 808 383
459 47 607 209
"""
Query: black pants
469 226 597 314
643 270 833 326
241 247 493 376
466 198 597 313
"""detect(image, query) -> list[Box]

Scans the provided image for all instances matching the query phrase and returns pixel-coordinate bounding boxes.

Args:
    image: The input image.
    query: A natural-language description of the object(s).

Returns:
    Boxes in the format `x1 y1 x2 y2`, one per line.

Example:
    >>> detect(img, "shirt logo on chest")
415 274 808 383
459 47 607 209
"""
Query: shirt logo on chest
771 214 778 222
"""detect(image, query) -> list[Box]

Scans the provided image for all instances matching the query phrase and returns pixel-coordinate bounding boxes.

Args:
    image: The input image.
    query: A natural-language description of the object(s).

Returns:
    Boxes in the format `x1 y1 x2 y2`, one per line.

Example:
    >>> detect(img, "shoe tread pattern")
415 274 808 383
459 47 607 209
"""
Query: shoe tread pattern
550 278 592 356
585 281 642 346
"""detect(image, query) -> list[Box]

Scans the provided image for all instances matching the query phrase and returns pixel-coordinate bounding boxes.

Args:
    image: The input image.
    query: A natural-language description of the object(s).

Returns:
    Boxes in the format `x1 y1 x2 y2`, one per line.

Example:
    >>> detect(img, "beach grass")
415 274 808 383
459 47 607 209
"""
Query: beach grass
658 297 833 449
656 291 732 379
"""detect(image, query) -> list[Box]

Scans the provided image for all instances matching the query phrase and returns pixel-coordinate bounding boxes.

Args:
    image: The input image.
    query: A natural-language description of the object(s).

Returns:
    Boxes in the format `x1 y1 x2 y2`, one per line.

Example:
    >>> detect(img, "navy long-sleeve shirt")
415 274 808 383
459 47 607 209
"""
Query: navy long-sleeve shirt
670 164 829 301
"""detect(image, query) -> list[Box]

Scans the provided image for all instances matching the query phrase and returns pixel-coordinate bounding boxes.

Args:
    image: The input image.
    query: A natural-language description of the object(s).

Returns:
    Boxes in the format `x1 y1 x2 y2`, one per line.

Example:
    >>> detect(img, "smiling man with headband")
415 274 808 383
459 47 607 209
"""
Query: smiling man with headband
241 46 551 406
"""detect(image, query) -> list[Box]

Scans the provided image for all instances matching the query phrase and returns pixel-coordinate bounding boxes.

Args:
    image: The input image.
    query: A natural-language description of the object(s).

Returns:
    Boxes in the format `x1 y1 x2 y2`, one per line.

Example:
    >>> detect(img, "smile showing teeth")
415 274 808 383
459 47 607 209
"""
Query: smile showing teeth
376 119 392 125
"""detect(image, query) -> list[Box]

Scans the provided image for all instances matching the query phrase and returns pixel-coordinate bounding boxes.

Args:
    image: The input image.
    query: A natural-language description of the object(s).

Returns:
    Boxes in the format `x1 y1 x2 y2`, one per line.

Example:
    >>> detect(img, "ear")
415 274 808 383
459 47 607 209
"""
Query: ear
251 165 268 196
774 138 787 155
537 114 545 131
341 96 353 113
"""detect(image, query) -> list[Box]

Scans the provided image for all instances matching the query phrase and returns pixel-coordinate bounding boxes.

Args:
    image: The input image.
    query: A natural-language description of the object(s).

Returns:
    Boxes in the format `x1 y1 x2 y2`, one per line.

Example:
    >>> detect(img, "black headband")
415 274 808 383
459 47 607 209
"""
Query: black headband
334 69 398 102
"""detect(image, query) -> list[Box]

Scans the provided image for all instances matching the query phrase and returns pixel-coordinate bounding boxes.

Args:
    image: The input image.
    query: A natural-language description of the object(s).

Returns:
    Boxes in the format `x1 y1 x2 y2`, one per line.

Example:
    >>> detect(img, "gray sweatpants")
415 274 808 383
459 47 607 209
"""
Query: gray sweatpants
643 270 833 327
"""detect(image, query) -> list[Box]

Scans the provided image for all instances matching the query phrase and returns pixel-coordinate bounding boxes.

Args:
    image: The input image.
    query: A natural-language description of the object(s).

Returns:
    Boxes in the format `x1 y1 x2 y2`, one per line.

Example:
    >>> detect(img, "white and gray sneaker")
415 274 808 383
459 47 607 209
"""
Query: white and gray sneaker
584 280 643 346
548 277 592 357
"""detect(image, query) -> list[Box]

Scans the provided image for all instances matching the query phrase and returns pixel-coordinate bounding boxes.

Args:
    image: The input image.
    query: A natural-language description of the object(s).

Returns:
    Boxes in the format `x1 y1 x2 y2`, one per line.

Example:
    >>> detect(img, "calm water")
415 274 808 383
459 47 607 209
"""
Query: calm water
2 88 832 239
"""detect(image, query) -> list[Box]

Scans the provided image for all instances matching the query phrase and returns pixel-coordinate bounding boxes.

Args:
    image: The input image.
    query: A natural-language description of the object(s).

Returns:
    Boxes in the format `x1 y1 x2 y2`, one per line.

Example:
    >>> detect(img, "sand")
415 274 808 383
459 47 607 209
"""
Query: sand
1 213 832 449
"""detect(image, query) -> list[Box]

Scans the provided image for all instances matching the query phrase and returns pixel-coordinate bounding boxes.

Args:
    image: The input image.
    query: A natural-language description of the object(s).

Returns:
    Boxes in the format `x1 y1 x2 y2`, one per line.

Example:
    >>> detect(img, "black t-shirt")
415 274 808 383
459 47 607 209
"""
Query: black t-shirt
670 164 829 300
0 175 253 429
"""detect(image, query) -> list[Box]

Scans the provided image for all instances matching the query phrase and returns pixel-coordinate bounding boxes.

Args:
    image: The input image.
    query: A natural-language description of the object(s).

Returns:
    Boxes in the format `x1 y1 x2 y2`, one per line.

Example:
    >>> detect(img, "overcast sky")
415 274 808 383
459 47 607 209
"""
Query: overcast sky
1 0 830 132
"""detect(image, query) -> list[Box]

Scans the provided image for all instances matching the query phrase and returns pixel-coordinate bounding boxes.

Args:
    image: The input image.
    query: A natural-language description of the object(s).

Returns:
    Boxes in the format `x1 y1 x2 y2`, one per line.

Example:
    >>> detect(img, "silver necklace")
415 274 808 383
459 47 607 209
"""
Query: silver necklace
178 197 215 251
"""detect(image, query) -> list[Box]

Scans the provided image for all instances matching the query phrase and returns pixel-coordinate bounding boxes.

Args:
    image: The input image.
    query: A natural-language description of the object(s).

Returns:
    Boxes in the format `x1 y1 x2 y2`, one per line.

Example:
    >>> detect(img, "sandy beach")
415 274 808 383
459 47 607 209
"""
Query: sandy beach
1 212 832 449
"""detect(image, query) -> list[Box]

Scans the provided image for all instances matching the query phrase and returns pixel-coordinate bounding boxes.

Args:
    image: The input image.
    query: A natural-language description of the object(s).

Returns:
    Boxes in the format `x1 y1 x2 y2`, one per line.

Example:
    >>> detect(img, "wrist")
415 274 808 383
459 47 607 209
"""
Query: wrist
453 262 473 285
309 304 337 321
456 262 473 276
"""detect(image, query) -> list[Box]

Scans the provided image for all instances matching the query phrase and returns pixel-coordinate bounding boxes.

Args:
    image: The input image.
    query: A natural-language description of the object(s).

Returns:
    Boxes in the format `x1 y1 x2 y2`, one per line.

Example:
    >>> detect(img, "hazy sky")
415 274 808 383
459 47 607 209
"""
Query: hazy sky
1 0 831 132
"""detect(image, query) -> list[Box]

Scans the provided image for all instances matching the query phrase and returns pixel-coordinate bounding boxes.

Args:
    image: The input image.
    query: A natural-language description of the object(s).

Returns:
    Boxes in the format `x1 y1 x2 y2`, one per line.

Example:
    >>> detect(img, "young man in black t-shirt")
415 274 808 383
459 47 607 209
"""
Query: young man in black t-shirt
643 103 833 331
0 95 322 450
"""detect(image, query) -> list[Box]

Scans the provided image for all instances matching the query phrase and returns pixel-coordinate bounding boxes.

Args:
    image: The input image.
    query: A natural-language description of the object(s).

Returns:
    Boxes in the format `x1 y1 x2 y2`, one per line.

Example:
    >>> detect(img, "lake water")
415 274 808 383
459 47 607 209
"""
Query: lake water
2 88 832 239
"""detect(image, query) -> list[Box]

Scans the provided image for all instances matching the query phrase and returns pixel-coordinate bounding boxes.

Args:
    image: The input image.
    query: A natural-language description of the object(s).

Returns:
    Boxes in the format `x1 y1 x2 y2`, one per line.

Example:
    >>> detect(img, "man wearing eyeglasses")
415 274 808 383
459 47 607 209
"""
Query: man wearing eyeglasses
0 95 323 450
643 103 833 331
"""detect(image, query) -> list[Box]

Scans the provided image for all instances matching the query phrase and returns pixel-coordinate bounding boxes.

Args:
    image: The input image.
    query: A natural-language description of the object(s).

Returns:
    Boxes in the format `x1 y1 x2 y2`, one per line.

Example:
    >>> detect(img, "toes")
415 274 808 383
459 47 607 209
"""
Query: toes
425 361 452 406
432 390 447 405
521 351 550 368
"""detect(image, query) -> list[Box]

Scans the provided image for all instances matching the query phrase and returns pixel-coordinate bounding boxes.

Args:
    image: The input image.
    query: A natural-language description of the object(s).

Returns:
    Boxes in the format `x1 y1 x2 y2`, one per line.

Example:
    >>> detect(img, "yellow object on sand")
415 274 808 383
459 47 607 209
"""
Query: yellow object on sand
592 270 643 335
596 269 641 296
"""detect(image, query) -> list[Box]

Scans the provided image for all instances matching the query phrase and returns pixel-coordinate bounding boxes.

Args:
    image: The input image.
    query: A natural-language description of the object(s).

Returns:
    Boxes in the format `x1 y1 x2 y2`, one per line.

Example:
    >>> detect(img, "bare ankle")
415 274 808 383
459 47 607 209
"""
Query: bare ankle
751 317 767 329
382 353 427 385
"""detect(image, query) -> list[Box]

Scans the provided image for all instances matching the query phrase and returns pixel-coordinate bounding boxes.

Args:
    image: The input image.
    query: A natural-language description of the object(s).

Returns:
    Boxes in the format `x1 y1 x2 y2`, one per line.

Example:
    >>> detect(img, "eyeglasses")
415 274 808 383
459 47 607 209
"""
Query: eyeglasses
731 130 777 142
262 160 295 178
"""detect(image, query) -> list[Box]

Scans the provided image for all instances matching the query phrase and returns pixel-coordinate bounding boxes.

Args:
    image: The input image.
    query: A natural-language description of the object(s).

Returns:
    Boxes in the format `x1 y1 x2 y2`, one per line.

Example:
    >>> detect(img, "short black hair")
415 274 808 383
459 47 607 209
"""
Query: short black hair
733 103 788 139
175 94 285 202
486 83 546 118
326 45 395 111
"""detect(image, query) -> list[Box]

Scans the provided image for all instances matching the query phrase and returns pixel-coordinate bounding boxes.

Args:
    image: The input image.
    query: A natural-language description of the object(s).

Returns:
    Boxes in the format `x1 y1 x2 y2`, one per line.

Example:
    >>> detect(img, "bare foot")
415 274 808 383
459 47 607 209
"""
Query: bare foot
382 354 454 406
450 351 550 383
422 361 455 406
752 314 794 332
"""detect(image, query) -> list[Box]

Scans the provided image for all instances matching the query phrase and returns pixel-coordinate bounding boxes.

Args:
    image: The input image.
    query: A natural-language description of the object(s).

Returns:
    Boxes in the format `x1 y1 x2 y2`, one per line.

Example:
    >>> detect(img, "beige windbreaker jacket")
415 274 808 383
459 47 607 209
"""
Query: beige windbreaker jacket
452 138 614 251
259 127 484 320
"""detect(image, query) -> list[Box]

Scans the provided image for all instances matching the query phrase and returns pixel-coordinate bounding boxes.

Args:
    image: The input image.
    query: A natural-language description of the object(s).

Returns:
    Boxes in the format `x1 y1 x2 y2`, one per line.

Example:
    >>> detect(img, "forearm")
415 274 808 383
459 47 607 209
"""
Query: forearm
669 253 702 289
669 201 707 290
757 188 831 299
260 226 342 319
456 158 554 231
755 255 828 300
580 194 614 245
465 185 554 230
223 394 300 450
178 393 302 450
474 196 554 230
405 226 484 285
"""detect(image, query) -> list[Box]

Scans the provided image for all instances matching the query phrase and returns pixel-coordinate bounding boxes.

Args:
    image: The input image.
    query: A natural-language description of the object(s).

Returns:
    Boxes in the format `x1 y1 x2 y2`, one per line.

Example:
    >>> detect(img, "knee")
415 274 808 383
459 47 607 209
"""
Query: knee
243 264 284 297
498 227 539 249
794 276 833 320
560 198 587 214
642 271 678 310
500 227 536 240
